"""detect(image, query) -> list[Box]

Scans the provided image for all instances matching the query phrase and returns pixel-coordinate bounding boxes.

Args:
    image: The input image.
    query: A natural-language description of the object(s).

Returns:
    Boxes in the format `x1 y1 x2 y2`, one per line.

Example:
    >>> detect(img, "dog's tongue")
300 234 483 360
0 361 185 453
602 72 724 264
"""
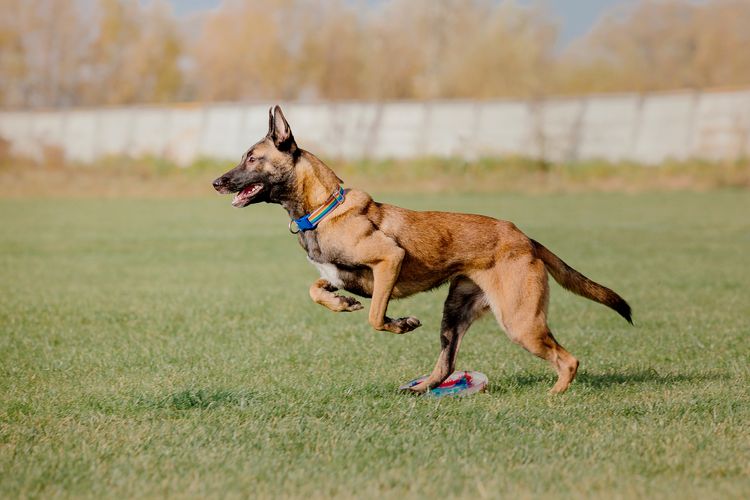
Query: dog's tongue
232 184 262 207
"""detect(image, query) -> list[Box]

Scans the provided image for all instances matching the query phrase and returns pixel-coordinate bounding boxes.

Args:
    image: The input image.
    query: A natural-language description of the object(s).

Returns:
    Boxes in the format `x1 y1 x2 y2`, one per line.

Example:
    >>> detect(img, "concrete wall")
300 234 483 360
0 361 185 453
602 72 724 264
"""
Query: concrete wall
1 89 749 165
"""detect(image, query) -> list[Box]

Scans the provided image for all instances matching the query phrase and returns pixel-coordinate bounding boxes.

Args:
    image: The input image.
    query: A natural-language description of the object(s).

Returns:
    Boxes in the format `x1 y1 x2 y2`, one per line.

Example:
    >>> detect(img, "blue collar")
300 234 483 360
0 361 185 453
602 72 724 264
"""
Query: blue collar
288 186 346 234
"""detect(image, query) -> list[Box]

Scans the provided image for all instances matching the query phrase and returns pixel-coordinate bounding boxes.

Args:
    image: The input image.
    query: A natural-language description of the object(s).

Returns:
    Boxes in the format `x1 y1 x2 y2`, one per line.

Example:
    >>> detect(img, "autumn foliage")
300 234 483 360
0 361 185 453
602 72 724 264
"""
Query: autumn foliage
1 0 749 108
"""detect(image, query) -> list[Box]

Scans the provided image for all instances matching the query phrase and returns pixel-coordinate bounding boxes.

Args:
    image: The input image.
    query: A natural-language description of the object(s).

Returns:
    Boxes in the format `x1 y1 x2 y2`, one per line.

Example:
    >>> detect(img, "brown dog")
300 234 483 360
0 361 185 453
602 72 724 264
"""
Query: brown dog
213 106 632 394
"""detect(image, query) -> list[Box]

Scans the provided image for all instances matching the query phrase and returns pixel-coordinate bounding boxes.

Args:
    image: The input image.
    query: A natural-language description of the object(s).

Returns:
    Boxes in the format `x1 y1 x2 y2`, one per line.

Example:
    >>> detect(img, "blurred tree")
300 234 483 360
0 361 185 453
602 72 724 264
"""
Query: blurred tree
362 0 432 99
86 0 142 104
0 0 183 107
434 0 557 98
1 0 750 108
691 0 750 88
357 0 556 100
559 0 750 94
294 0 367 100
0 0 89 107
0 0 27 106
188 0 557 101
86 0 183 105
190 0 294 101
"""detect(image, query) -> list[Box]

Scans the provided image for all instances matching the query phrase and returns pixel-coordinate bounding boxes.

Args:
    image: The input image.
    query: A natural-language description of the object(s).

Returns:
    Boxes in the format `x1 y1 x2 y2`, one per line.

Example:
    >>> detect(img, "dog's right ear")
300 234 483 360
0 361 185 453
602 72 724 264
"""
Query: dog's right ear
267 105 297 153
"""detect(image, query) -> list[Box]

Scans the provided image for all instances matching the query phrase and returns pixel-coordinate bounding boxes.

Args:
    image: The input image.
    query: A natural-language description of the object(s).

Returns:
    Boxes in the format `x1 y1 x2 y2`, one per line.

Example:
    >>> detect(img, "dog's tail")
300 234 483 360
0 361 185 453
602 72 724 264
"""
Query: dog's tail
531 239 632 324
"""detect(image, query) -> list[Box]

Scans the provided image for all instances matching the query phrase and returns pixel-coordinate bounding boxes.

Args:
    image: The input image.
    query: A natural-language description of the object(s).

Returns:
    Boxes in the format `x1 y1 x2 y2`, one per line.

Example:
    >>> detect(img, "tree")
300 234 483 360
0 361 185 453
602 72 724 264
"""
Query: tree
2 0 750 108
559 0 750 94
0 0 89 107
190 0 295 101
294 0 367 100
86 0 183 105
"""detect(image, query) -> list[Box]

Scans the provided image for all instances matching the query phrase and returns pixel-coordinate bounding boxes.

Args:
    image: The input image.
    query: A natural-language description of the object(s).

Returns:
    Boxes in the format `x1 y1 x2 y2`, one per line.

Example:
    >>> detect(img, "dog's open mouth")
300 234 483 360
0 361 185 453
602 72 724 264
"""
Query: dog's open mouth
231 183 264 207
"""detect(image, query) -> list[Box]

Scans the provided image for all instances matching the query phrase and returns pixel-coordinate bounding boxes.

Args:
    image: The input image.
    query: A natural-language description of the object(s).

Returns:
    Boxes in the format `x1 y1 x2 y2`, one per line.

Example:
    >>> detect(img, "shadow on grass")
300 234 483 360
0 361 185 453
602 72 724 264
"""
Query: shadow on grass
135 388 258 411
127 371 728 409
297 370 729 400
488 369 728 393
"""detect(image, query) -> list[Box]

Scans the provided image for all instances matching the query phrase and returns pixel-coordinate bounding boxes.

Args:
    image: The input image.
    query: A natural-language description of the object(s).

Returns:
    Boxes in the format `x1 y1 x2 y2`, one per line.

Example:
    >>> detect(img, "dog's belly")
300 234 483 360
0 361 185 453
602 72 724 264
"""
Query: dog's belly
310 261 452 300
308 258 345 288
308 257 375 298
314 262 457 300
337 266 375 298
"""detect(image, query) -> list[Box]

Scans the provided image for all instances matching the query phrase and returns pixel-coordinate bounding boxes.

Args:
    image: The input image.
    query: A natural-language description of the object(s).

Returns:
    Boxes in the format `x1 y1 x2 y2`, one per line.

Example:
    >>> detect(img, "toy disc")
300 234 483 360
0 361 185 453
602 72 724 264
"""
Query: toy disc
399 370 488 398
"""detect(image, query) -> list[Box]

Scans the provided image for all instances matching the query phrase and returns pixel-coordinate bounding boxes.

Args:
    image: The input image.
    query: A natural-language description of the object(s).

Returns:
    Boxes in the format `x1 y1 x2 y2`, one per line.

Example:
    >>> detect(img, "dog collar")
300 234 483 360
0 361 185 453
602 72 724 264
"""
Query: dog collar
289 185 346 234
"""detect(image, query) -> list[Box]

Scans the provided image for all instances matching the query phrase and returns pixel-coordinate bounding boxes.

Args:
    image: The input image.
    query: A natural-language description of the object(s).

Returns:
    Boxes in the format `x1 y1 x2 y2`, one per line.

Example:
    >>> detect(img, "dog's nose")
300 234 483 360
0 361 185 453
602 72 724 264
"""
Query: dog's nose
212 177 224 190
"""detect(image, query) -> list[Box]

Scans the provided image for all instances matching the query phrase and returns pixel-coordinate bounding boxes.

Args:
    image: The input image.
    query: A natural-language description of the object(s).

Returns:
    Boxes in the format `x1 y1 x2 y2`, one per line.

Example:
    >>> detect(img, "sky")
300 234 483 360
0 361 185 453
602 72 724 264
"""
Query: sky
169 0 628 46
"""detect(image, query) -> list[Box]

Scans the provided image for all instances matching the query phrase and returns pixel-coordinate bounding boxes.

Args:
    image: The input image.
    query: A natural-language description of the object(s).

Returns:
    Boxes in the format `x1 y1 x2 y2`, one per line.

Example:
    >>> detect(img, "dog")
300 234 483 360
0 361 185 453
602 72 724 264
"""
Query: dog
212 106 632 394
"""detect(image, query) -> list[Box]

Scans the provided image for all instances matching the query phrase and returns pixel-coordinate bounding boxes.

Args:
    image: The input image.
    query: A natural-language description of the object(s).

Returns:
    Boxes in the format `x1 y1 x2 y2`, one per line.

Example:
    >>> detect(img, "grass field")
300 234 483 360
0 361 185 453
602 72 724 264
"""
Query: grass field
1 190 749 498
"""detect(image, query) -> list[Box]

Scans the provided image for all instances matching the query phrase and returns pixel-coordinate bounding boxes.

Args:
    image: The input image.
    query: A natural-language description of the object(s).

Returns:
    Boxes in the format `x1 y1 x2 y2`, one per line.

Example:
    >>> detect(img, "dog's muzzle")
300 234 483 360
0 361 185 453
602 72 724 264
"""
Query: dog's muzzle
212 177 232 194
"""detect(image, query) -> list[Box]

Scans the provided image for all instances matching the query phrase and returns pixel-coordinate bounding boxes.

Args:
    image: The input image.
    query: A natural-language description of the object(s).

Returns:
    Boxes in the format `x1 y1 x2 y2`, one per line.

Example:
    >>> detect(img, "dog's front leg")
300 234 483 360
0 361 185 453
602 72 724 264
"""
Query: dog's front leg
309 279 363 312
365 247 421 334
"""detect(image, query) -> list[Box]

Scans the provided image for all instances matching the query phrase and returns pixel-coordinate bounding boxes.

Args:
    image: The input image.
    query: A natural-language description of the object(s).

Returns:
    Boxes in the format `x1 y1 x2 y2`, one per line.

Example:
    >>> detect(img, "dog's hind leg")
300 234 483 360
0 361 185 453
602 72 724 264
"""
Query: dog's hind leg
474 255 579 394
309 279 363 312
408 277 489 394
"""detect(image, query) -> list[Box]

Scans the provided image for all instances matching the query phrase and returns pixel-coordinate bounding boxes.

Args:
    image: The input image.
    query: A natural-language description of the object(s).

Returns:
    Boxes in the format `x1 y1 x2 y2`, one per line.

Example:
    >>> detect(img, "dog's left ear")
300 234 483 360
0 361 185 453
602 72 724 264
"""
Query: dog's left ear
268 105 297 153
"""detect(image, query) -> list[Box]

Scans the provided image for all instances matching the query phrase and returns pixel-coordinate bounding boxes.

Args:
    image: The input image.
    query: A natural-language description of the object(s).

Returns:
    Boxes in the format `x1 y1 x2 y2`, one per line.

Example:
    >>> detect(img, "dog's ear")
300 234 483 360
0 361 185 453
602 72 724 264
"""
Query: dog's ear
267 106 275 136
268 105 296 153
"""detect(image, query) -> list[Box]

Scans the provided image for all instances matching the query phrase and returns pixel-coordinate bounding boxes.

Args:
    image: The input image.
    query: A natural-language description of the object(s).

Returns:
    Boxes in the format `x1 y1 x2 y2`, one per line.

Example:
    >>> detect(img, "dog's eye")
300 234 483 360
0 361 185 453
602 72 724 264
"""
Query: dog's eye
247 156 256 163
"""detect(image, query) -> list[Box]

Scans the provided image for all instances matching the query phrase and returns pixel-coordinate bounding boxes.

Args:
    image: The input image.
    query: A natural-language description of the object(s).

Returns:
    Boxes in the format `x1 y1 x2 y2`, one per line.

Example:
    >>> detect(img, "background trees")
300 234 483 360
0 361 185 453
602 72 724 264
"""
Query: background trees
558 0 750 94
1 0 749 108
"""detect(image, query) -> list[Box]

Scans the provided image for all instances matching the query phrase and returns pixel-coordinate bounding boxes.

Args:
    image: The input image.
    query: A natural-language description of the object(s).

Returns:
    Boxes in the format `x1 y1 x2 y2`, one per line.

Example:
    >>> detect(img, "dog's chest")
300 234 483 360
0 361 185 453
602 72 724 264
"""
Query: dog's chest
299 231 324 261
299 232 345 288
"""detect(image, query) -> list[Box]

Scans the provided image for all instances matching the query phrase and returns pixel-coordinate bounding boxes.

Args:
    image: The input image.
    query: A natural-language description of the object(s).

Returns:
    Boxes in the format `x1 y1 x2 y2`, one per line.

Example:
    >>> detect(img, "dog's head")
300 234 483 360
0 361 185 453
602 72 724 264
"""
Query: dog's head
212 105 298 207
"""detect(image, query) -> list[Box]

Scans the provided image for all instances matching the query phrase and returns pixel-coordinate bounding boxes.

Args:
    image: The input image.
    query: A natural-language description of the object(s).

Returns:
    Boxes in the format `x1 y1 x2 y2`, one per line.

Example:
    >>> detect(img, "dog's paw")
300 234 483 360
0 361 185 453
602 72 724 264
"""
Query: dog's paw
334 295 363 312
403 381 430 394
382 316 421 334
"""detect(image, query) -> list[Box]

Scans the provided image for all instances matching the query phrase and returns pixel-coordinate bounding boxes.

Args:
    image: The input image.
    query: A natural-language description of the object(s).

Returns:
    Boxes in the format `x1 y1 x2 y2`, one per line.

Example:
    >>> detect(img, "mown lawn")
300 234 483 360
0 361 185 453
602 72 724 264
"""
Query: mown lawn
1 190 748 499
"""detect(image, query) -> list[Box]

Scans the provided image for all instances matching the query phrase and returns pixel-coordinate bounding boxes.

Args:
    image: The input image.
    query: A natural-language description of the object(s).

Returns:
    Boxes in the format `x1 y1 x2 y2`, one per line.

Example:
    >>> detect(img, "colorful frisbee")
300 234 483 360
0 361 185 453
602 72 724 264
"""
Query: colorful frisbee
400 370 488 398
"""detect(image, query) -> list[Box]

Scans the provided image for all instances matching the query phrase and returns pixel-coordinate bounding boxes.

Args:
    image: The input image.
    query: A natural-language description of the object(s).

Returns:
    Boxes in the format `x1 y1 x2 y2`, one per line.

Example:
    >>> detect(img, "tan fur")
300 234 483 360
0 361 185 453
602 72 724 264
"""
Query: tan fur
214 106 631 395
293 153 628 393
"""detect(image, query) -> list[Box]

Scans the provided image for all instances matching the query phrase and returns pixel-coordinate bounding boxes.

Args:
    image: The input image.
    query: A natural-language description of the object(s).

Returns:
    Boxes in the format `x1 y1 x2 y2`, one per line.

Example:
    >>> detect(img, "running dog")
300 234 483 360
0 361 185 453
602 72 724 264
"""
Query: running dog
212 106 632 394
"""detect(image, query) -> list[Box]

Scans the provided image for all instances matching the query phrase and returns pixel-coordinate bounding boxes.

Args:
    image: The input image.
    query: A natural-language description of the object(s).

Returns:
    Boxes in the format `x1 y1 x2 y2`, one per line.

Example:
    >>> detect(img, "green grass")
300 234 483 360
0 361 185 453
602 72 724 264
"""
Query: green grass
1 191 749 499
